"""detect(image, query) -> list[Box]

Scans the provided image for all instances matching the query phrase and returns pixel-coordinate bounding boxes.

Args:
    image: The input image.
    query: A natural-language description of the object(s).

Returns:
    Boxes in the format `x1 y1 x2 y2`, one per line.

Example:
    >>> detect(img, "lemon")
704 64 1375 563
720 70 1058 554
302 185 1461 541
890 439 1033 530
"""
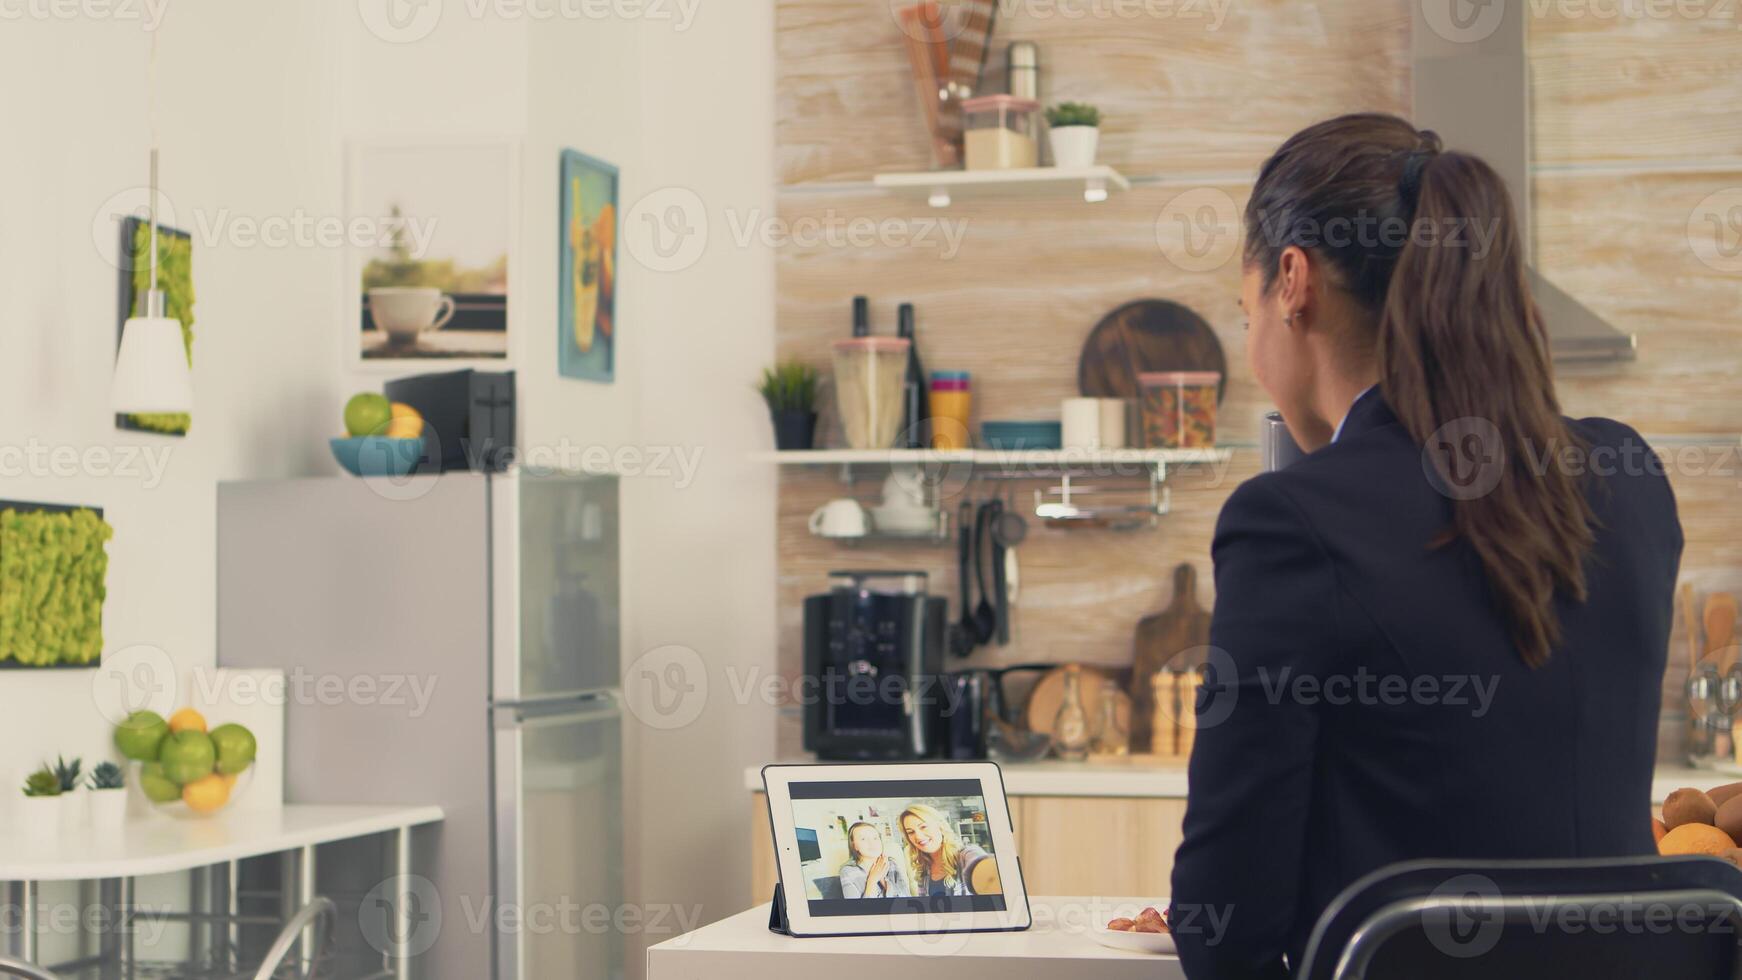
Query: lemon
182 773 231 814
168 707 207 734
385 402 423 439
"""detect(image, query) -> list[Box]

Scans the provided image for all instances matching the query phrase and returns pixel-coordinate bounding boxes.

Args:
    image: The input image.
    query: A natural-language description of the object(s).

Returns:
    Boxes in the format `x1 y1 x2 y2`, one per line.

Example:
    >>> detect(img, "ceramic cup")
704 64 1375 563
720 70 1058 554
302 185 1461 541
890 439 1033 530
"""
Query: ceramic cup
368 287 457 340
808 498 869 538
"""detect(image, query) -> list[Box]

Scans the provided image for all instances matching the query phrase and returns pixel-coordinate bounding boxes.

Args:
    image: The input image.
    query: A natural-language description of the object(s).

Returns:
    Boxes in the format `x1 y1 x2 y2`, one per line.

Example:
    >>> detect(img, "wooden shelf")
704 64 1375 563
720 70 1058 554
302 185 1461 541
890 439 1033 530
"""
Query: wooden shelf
871 165 1131 205
750 447 1228 467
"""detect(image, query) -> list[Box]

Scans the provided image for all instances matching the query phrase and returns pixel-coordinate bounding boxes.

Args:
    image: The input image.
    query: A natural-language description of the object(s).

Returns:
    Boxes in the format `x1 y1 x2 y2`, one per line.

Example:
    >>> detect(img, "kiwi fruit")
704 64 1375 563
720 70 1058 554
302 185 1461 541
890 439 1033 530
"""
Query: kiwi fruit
1664 787 1718 829
1712 782 1742 808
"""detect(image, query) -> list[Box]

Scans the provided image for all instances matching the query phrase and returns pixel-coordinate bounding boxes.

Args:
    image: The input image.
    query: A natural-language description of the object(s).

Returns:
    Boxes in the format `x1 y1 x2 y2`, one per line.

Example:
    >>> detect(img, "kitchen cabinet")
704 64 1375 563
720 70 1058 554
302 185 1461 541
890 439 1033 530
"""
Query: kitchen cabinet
749 792 1186 902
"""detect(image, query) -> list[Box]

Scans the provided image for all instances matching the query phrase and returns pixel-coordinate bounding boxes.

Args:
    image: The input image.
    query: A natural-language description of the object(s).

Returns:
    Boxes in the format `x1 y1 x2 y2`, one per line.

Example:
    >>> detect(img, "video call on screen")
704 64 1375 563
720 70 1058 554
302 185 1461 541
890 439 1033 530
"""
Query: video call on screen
788 778 1008 917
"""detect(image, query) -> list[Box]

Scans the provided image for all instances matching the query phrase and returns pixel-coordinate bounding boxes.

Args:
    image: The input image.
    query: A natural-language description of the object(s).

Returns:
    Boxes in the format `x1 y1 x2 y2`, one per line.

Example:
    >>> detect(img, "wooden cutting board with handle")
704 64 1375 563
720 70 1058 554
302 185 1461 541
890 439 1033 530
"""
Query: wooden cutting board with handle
1129 563 1213 753
1077 299 1228 403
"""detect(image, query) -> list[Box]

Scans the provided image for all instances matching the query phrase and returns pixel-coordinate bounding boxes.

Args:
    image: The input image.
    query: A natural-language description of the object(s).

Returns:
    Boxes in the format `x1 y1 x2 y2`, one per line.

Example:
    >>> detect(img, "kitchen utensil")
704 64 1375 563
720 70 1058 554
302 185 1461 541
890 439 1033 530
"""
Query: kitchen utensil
992 495 1025 607
1051 665 1093 760
1685 584 1716 761
948 0 997 99
808 498 869 538
328 436 424 478
896 3 961 168
990 498 1011 645
986 721 1051 762
1061 397 1101 450
831 338 910 449
1026 664 1131 736
1078 299 1228 405
1130 563 1213 753
943 670 994 759
949 501 978 657
1090 680 1129 757
1175 670 1203 759
972 500 998 646
1707 593 1737 660
981 419 1062 450
1262 410 1306 471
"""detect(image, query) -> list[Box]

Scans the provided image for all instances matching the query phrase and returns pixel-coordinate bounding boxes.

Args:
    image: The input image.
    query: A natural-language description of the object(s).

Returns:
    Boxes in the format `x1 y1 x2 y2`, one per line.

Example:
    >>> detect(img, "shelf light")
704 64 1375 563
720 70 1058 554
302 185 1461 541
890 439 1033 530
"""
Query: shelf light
1083 177 1108 204
928 187 951 208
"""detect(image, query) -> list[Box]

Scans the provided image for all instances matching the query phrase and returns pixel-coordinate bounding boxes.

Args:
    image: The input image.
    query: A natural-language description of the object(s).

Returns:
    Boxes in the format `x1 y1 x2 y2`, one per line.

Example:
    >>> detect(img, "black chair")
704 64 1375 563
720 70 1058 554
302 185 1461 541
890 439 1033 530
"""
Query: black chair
1296 856 1742 980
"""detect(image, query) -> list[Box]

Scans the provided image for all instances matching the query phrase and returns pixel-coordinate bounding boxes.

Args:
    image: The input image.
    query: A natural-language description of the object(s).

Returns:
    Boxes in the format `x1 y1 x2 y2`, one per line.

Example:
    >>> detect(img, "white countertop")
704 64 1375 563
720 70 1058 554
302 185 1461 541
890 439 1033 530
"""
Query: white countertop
747 762 1736 804
647 896 1183 980
0 803 443 881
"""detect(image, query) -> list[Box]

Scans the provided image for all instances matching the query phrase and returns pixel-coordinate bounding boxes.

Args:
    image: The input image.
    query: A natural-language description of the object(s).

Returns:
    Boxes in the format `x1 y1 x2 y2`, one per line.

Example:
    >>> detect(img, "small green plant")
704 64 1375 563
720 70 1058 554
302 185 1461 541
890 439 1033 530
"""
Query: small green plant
22 767 60 798
757 362 821 414
88 762 125 791
1045 102 1102 128
53 756 82 793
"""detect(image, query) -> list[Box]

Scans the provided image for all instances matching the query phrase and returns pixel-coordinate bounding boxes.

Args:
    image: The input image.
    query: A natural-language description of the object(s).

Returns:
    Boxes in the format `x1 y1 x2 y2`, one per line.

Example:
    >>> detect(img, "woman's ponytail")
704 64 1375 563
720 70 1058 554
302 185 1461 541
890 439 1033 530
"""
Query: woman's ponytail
1244 113 1595 667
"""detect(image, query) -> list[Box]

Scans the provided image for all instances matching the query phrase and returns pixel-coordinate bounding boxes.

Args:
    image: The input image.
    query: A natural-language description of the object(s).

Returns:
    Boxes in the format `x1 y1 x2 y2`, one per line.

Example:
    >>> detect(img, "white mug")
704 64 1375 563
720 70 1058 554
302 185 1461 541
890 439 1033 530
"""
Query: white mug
369 287 457 340
809 498 869 538
1098 399 1128 450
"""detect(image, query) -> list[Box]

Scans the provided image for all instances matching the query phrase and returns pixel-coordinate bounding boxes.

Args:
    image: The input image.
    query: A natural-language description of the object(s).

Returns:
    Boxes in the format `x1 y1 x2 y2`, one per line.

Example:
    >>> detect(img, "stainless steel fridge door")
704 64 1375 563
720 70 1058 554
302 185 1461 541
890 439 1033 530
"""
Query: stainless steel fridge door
491 691 624 980
490 472 621 703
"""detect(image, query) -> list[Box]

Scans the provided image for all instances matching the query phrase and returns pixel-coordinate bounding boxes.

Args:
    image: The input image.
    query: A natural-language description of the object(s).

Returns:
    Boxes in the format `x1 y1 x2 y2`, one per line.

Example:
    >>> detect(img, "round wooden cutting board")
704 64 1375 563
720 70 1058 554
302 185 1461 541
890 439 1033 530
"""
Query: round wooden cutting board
1077 299 1228 403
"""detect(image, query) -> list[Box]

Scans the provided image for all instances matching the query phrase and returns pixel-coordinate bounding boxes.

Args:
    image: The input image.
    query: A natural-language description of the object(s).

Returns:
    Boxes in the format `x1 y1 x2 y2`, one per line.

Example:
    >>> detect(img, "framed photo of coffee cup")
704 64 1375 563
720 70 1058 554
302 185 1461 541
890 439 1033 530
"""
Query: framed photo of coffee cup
345 139 517 367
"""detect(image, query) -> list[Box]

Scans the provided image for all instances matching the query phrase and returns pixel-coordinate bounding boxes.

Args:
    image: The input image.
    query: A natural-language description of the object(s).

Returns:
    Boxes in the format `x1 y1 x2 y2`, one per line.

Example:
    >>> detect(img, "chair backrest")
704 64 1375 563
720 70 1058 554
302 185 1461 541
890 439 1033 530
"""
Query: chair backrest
1296 856 1742 980
0 957 62 980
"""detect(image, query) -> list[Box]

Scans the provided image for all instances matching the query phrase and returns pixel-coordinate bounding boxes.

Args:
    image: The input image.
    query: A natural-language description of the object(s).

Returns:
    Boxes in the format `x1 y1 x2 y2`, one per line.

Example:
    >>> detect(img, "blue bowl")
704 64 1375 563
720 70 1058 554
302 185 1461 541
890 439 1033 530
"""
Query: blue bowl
980 420 1064 450
329 436 424 477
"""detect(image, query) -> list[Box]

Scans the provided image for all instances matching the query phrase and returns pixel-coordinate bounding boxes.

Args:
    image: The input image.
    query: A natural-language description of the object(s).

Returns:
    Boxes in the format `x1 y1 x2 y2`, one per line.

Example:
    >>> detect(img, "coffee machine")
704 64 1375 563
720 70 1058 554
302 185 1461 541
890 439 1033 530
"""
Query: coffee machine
802 570 946 760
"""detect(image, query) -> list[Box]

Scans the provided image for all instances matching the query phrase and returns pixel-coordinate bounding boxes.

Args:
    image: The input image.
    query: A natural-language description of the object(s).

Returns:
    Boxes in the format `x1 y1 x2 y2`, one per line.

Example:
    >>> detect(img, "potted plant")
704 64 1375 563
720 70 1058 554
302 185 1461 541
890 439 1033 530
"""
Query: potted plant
1046 102 1103 169
87 762 127 832
18 765 62 840
53 755 82 831
757 361 822 451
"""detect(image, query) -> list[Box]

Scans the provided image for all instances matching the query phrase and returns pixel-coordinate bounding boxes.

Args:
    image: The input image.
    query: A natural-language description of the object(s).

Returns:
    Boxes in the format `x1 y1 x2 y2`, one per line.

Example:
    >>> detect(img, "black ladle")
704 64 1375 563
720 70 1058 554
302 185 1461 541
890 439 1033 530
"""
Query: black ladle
948 500 978 657
972 500 998 646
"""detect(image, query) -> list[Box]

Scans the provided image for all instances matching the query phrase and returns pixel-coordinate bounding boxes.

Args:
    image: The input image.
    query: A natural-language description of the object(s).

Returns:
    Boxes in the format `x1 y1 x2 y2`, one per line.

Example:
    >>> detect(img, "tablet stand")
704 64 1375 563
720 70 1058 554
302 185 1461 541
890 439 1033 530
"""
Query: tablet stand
768 882 794 936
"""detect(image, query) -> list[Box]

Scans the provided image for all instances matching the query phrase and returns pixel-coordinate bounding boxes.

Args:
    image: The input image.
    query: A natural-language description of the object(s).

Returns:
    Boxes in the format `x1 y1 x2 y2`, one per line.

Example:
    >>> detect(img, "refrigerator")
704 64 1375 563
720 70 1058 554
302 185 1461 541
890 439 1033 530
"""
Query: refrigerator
216 471 623 980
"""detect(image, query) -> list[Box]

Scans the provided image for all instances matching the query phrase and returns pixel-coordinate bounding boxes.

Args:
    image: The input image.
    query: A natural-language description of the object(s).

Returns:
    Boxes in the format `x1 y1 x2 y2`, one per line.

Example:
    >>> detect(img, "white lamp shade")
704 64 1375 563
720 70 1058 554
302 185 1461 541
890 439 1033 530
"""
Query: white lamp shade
112 314 193 414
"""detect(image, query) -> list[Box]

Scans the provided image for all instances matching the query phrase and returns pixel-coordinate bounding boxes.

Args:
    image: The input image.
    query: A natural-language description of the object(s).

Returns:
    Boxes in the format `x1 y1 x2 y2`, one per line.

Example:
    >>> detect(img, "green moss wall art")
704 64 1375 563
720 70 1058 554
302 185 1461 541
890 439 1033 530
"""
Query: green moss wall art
116 216 194 437
0 506 113 668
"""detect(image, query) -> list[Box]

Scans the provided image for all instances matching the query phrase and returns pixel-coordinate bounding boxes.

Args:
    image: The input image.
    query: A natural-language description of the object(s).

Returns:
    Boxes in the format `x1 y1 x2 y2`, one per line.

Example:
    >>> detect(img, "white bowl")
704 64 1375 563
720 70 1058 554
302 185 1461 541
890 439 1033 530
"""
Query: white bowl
1089 924 1176 955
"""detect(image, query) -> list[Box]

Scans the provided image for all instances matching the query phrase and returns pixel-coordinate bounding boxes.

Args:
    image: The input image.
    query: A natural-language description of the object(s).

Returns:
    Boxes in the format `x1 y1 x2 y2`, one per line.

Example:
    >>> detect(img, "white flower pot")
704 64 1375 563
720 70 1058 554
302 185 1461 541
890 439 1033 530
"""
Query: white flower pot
16 795 62 841
88 789 128 833
1049 125 1100 168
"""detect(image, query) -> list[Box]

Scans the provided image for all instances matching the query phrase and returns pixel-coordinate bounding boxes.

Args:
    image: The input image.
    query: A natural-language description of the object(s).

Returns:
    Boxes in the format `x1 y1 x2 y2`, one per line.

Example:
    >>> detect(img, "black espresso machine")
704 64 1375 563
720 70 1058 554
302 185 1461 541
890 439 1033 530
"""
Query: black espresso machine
803 570 947 760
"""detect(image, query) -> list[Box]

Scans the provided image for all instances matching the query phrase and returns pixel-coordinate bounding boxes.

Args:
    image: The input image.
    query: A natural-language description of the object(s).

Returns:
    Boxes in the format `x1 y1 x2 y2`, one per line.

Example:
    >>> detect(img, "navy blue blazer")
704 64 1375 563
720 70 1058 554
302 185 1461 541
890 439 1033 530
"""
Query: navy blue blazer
1169 391 1682 979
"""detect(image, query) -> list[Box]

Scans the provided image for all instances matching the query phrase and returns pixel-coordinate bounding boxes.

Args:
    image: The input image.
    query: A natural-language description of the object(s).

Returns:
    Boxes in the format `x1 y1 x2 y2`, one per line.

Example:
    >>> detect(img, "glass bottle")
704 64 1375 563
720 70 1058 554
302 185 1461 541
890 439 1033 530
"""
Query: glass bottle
897 303 929 449
1091 683 1128 757
1052 666 1091 761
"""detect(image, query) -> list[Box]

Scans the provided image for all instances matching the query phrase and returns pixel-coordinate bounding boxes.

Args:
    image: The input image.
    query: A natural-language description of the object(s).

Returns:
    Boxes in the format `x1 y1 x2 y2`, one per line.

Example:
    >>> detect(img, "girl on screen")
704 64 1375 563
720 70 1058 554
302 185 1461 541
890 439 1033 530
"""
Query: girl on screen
899 803 991 897
837 821 909 899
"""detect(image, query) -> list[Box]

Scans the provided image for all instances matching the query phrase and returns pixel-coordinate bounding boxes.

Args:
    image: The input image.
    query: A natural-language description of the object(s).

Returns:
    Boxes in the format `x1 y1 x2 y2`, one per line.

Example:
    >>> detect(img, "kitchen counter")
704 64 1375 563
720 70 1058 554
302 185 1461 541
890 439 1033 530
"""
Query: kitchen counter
746 762 1735 804
648 896 1183 980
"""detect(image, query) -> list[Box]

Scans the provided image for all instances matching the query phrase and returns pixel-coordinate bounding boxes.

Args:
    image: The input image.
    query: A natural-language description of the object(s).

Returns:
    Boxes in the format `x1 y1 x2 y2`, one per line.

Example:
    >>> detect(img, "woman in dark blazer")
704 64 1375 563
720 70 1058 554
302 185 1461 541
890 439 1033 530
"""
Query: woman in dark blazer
1168 114 1683 979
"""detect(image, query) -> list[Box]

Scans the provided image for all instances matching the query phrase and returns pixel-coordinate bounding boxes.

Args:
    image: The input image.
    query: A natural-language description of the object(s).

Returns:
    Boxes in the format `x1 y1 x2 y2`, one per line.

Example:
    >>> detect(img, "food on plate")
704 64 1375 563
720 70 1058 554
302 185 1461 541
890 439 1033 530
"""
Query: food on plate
1106 906 1170 933
1659 822 1736 857
1664 787 1718 829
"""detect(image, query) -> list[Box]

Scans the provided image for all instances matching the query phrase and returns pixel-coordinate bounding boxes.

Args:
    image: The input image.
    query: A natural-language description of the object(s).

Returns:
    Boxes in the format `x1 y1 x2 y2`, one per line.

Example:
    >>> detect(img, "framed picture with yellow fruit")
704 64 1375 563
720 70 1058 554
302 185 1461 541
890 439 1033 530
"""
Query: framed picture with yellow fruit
558 149 618 383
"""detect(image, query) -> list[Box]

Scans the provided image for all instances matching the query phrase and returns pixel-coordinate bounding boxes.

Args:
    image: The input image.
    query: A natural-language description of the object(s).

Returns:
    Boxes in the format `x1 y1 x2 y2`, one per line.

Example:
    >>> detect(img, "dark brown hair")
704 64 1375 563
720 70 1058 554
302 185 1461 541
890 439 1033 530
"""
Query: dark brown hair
1243 112 1594 667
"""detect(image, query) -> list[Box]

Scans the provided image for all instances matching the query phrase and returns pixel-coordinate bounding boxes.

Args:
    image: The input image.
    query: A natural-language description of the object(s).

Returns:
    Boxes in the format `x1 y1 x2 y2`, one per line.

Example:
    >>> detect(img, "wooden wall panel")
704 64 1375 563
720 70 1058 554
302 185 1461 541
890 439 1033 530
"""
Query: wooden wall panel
774 0 1742 761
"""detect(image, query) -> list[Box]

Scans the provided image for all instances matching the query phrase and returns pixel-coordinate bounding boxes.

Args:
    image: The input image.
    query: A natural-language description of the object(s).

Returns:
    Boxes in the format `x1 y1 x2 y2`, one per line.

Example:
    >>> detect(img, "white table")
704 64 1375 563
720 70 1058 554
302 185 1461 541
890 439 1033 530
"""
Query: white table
647 897 1186 980
1 804 442 978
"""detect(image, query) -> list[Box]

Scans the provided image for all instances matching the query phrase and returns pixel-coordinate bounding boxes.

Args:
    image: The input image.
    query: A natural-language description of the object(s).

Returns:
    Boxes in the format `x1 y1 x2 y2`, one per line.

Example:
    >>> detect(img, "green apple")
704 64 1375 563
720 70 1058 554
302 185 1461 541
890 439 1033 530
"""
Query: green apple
114 710 169 762
209 723 257 775
159 730 215 785
344 392 392 437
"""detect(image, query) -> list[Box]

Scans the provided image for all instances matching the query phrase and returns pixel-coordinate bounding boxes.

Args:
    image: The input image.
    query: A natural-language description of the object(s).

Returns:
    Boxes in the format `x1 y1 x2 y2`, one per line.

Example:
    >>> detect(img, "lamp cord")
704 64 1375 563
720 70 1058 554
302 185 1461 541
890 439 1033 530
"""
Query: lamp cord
146 24 159 300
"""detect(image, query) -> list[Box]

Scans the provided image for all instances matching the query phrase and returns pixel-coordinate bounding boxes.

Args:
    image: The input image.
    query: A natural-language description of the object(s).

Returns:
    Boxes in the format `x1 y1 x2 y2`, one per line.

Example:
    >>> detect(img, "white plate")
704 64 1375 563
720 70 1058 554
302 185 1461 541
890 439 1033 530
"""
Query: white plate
1089 924 1176 955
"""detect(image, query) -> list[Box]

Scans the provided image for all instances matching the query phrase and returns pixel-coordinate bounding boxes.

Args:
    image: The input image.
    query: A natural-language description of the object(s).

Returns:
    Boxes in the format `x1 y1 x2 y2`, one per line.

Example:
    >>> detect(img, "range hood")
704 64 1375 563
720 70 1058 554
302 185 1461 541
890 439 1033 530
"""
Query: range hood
1412 0 1637 362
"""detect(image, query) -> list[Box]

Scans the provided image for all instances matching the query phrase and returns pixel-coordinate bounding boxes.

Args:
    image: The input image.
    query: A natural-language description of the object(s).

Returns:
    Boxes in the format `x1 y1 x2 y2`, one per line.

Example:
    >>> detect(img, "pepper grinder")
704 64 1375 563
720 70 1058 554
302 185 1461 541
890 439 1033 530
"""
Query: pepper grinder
1006 42 1041 150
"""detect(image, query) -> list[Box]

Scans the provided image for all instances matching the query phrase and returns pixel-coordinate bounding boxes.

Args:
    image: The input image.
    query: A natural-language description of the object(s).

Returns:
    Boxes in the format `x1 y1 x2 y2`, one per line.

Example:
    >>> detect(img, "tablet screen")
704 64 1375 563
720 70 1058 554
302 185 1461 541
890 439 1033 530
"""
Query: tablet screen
786 777 1008 917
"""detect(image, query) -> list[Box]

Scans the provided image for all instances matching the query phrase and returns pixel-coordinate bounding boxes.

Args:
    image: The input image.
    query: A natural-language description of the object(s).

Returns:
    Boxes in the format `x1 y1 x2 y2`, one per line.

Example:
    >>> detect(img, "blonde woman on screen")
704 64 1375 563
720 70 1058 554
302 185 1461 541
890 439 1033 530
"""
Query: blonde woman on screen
900 804 991 897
